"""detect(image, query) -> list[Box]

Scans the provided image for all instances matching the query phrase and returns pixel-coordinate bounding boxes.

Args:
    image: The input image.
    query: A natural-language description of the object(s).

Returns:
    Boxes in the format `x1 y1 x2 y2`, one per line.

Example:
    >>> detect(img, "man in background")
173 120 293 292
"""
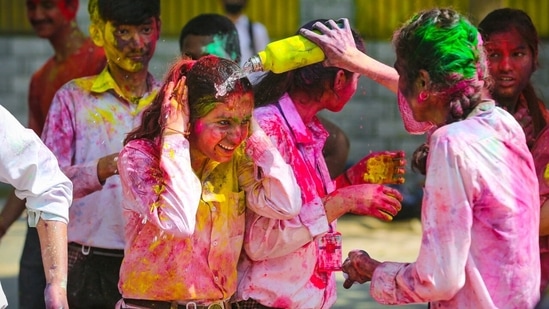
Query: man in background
40 0 161 306
221 0 270 65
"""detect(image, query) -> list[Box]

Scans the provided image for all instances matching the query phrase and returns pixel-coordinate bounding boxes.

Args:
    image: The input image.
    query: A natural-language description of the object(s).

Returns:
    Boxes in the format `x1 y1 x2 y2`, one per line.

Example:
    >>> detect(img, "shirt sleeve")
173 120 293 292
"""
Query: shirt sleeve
240 126 302 220
0 105 72 225
370 134 471 304
118 135 202 237
242 118 329 260
41 86 103 199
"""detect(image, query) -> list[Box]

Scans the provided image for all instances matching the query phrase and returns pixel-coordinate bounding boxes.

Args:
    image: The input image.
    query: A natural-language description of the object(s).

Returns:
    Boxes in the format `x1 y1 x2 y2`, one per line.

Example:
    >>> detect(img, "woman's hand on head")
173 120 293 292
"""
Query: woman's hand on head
164 77 190 135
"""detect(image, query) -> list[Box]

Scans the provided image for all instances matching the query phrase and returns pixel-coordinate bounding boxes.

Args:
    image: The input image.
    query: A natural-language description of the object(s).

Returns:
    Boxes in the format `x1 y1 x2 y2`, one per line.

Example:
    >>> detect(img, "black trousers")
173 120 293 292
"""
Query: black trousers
67 243 124 309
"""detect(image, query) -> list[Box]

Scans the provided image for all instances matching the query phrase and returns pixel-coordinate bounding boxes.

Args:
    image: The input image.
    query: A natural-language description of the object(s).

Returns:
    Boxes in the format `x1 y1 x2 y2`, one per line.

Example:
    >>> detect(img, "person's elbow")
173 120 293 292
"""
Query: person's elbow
425 273 465 301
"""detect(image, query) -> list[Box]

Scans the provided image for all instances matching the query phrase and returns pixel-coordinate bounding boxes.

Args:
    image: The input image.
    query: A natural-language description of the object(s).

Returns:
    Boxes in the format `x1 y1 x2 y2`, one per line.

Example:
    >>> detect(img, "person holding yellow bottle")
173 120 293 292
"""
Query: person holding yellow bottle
233 19 404 309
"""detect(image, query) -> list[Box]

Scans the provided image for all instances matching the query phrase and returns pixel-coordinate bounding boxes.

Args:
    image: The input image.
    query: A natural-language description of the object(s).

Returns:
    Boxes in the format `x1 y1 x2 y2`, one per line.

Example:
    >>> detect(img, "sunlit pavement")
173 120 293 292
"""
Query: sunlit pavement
0 212 427 309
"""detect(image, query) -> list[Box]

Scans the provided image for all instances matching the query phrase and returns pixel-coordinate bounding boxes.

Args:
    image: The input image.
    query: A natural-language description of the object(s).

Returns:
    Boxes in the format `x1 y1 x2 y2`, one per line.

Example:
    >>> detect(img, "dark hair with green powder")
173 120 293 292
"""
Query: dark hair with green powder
394 8 488 174
393 8 487 124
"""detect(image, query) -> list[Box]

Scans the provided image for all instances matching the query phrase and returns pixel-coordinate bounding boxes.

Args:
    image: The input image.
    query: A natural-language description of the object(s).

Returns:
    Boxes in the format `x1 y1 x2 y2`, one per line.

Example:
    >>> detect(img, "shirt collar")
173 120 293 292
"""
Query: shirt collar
467 99 496 119
88 67 159 109
278 93 328 145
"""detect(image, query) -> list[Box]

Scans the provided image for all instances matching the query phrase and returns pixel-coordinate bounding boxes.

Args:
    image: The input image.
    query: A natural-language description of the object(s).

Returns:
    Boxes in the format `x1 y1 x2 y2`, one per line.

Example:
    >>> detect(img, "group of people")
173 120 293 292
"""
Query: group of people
0 1 547 309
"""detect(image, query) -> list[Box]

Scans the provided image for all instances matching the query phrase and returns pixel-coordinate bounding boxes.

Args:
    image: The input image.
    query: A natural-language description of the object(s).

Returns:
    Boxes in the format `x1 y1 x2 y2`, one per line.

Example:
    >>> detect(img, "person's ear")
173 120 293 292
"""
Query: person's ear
155 18 162 40
89 23 104 47
333 69 347 91
417 69 431 90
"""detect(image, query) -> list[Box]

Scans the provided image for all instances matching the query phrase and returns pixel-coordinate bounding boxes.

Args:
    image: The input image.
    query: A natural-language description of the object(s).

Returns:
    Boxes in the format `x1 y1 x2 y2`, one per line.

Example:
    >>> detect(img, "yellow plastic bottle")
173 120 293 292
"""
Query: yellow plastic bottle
243 34 326 74
243 20 345 74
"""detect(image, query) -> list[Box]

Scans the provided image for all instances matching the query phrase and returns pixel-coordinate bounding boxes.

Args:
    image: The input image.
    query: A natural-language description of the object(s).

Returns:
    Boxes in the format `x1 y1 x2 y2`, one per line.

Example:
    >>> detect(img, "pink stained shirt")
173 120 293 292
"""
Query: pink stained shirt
531 124 549 292
41 68 160 249
236 93 337 309
370 101 540 308
116 128 301 302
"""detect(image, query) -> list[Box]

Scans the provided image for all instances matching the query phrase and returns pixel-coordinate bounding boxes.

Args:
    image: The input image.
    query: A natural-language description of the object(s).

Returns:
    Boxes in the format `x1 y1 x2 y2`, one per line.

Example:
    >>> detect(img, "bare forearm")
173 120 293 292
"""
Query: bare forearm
350 50 399 94
36 220 68 287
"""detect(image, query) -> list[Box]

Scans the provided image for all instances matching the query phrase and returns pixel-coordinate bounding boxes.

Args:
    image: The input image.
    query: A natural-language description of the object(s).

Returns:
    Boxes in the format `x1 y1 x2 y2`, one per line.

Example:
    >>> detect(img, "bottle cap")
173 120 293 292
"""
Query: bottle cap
244 54 264 72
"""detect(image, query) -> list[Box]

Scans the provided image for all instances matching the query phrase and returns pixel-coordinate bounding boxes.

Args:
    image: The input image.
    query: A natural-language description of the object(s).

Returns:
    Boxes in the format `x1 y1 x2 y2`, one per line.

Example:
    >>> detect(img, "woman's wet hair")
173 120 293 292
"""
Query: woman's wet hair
253 19 366 107
124 56 253 144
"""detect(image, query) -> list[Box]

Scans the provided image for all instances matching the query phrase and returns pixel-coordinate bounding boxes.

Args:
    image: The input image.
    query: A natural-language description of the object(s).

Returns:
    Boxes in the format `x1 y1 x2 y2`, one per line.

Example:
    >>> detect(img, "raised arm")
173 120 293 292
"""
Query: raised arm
300 18 399 93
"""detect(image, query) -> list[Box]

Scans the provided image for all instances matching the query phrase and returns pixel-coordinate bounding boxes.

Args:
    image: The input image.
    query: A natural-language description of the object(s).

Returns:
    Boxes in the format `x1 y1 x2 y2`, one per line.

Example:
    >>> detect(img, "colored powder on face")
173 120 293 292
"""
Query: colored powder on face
203 34 233 61
57 0 76 21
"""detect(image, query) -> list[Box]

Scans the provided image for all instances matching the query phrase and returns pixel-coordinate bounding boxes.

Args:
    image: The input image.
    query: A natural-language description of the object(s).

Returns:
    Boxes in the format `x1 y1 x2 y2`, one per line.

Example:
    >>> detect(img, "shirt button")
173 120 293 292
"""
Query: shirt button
212 206 217 212
213 241 218 246
215 276 219 281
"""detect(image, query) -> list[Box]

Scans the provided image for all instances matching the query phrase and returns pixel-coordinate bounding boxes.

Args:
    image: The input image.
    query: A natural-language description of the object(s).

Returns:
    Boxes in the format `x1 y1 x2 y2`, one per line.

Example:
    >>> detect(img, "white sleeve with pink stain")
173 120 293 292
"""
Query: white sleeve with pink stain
118 135 201 237
243 125 302 220
41 88 104 199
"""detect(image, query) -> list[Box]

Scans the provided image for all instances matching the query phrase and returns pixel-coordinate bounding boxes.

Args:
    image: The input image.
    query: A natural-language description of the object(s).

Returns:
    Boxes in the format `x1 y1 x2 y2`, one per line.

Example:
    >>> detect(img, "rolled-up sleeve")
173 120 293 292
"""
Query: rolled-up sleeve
240 127 302 219
118 135 202 237
0 105 72 225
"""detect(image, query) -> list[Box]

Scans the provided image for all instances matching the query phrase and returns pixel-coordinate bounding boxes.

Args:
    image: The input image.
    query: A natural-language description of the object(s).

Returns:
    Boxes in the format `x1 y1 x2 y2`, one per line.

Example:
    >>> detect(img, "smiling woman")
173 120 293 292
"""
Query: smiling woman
115 55 302 308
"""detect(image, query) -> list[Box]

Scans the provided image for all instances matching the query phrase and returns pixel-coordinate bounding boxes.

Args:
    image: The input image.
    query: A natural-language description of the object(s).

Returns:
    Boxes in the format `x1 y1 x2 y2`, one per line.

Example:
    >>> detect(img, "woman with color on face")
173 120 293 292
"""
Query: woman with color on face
114 55 300 308
303 8 540 308
479 8 549 150
479 8 549 294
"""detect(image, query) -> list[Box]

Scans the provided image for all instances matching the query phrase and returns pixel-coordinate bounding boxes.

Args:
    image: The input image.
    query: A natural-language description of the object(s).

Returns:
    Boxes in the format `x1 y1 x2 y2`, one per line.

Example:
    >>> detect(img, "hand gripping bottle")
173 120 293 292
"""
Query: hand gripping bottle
243 21 342 74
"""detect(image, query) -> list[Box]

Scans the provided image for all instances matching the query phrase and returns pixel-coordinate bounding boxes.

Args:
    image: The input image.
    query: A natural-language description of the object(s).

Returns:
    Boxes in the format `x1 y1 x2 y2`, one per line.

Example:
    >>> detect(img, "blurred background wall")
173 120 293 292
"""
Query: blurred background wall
1 0 548 209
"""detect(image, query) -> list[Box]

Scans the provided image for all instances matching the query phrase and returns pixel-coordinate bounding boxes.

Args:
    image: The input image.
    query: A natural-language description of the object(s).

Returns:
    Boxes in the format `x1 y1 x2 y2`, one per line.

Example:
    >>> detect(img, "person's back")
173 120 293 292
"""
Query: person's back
0 1 105 308
422 104 539 308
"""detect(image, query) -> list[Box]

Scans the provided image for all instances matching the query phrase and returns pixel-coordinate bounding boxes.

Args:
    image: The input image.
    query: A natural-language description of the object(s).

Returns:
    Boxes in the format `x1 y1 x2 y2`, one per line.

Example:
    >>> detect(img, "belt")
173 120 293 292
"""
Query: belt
69 242 124 258
123 298 230 309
